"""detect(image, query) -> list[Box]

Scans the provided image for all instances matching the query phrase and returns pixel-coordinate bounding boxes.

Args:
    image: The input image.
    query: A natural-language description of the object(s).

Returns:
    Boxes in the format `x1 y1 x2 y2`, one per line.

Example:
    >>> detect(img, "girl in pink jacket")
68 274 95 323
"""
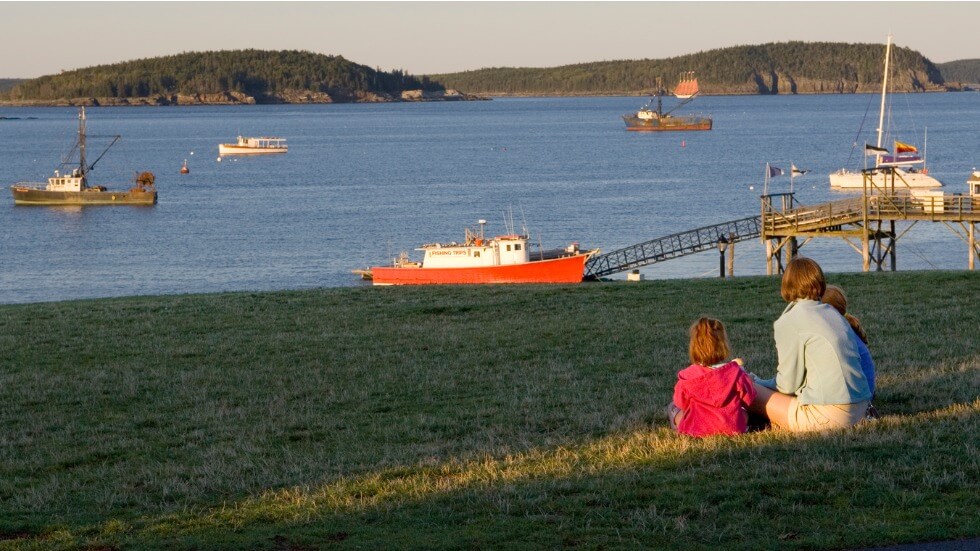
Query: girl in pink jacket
667 317 757 437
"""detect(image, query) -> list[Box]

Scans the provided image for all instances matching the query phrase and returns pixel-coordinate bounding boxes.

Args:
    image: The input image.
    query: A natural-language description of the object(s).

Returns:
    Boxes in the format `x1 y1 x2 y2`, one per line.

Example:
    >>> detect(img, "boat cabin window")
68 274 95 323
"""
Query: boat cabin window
506 245 512 251
515 244 522 251
473 251 481 258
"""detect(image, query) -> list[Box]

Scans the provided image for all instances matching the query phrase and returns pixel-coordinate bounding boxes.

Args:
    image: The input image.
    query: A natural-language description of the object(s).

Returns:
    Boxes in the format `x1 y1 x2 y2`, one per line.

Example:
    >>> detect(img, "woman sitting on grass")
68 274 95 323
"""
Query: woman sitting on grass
667 317 757 437
748 257 872 432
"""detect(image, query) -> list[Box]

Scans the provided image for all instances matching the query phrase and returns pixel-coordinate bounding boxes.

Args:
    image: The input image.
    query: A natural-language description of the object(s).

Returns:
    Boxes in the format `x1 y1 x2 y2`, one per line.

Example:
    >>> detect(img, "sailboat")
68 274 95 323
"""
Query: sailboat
10 107 157 205
829 35 943 190
622 74 712 131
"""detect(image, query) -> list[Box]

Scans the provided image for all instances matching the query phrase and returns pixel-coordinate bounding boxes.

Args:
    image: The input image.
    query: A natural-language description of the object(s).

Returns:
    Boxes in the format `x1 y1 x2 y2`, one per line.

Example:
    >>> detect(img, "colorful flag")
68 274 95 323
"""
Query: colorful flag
895 141 918 154
768 165 784 177
865 144 889 155
791 164 809 176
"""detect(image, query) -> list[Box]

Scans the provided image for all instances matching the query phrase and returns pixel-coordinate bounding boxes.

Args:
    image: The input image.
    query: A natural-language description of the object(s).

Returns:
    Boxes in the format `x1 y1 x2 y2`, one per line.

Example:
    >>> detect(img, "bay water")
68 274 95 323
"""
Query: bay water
1 94 978 304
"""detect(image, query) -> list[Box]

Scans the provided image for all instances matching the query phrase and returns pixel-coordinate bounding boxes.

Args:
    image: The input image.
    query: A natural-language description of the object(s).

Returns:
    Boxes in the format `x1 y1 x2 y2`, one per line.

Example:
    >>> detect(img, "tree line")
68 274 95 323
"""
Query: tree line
937 59 980 84
430 42 946 95
6 50 444 101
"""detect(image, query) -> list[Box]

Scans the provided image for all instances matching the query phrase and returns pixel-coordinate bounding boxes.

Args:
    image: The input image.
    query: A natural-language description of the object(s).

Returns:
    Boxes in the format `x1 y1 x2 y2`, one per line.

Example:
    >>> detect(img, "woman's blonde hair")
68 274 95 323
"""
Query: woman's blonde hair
689 317 730 366
781 257 826 302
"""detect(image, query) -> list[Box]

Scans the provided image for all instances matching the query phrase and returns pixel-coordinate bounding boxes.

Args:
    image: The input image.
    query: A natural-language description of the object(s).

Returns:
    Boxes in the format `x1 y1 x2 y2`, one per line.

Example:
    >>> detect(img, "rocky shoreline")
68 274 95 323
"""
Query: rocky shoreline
0 88 487 107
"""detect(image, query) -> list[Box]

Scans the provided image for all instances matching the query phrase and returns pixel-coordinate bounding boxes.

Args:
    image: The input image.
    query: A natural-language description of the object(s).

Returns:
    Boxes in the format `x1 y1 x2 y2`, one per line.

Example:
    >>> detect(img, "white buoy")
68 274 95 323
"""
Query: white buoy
217 157 221 162
749 185 754 190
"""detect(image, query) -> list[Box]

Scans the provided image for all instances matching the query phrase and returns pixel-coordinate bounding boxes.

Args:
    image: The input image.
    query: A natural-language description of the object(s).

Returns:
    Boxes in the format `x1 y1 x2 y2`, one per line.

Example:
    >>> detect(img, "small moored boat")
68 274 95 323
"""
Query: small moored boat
9 107 157 206
218 136 288 156
359 220 596 285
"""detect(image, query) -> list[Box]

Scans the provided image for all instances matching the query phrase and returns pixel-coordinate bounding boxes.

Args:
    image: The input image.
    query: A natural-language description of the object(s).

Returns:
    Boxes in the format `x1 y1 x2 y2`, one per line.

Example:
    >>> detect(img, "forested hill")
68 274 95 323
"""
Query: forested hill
0 78 24 94
3 50 476 106
431 42 946 96
937 59 980 85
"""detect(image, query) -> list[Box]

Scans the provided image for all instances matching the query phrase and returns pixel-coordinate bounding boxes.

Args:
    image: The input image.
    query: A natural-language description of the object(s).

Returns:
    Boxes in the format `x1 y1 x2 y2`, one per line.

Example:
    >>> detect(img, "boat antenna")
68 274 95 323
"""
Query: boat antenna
519 205 529 237
503 206 516 235
78 107 87 176
923 127 928 169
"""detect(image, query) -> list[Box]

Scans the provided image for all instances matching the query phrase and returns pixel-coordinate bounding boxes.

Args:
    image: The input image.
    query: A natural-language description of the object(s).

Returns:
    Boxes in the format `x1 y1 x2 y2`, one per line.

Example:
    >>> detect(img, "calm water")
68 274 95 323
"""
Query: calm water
1 94 978 304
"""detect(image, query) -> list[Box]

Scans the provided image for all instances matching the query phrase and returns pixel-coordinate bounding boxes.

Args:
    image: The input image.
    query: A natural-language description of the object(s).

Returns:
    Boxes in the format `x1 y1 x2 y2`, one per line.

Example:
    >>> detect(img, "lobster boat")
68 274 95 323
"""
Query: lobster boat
358 221 596 285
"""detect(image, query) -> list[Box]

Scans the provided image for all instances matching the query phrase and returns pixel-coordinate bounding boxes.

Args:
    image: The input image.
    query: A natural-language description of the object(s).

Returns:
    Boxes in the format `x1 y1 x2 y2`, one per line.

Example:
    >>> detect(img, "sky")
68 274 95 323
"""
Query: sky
1 1 977 79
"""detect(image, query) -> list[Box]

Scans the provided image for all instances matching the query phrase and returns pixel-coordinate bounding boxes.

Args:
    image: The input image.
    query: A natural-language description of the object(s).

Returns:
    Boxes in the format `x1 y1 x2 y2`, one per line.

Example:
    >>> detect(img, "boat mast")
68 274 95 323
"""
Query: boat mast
656 77 664 117
875 35 892 152
78 106 87 177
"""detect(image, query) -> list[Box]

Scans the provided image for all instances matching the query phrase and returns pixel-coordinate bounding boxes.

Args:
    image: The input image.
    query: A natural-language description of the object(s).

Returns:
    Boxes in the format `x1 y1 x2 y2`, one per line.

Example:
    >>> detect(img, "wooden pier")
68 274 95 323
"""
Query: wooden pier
762 167 980 273
583 167 979 280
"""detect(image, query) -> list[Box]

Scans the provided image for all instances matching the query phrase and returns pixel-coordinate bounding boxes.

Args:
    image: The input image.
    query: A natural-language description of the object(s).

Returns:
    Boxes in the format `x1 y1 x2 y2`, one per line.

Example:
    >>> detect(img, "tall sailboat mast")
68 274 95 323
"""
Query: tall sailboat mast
875 35 892 150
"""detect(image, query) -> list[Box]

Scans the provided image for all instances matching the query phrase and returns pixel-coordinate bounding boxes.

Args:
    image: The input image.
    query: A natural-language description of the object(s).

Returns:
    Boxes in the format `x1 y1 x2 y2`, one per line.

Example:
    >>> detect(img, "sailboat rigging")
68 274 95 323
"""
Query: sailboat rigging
829 35 943 190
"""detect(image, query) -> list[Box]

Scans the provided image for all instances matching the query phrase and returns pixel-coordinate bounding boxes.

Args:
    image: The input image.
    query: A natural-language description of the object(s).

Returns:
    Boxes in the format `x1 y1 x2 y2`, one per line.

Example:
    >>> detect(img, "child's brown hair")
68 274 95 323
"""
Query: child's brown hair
689 317 730 366
781 257 826 302
823 284 869 343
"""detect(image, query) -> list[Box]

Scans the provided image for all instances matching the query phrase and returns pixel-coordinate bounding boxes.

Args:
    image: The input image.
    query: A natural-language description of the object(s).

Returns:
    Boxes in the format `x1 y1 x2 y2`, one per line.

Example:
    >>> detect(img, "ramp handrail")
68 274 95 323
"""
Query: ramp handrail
584 216 761 279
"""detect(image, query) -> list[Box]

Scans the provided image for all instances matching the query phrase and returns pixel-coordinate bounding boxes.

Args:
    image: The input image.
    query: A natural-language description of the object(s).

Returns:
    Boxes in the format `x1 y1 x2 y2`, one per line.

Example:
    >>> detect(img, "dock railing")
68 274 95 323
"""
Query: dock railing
584 215 761 279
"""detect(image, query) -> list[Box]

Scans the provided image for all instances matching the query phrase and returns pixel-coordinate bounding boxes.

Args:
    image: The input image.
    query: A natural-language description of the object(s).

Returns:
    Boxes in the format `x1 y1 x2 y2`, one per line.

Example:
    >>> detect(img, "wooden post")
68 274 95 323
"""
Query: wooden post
862 171 870 272
890 221 897 271
862 231 871 272
727 233 735 277
766 240 773 276
970 222 976 271
874 234 883 271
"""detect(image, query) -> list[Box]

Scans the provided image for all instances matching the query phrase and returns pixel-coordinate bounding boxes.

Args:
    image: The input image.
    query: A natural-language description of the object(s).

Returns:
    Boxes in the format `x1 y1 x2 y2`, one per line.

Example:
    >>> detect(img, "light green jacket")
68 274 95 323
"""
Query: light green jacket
757 299 872 405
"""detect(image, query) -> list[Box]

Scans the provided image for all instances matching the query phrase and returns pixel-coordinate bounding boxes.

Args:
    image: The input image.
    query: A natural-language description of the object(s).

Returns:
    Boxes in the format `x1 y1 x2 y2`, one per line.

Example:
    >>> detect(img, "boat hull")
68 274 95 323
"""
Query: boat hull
623 116 712 132
218 145 287 155
10 186 157 205
829 169 943 189
370 254 590 285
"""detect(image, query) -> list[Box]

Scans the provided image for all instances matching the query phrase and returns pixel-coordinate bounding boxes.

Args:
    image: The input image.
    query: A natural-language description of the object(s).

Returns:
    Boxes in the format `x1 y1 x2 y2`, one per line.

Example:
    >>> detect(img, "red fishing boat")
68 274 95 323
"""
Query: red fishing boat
358 220 596 285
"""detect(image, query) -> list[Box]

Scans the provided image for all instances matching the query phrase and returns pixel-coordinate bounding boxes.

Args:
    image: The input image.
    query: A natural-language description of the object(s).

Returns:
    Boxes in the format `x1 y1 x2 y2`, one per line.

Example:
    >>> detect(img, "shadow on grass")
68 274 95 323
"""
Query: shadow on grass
8 400 976 551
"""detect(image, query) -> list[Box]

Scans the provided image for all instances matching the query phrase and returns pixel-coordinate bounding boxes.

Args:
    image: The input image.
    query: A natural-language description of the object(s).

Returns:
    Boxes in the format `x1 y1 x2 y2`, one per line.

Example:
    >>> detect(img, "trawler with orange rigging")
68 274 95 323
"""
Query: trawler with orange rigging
623 73 712 131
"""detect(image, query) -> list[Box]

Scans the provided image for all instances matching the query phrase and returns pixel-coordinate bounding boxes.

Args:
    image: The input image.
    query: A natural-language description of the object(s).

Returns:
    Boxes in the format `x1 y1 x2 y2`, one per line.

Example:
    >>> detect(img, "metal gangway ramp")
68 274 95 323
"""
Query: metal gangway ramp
584 216 762 279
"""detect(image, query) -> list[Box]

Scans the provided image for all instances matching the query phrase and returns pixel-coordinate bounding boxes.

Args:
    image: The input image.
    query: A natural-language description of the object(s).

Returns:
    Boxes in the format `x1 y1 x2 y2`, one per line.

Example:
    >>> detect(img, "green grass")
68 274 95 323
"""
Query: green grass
0 272 977 550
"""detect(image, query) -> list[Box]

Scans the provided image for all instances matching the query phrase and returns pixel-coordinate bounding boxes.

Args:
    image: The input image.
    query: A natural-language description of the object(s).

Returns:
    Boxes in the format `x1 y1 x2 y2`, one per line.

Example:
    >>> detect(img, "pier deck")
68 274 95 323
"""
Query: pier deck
762 168 980 273
585 168 980 279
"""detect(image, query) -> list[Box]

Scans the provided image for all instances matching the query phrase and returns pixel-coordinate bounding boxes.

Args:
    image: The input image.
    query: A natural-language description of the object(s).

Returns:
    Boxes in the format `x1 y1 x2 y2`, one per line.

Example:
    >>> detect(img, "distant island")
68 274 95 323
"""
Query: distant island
432 42 974 96
2 45 977 107
0 50 484 107
937 58 980 87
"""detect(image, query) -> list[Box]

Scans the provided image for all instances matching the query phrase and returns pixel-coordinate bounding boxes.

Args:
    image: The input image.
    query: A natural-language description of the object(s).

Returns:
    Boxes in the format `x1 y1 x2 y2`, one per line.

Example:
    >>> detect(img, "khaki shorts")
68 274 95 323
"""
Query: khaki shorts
782 399 870 432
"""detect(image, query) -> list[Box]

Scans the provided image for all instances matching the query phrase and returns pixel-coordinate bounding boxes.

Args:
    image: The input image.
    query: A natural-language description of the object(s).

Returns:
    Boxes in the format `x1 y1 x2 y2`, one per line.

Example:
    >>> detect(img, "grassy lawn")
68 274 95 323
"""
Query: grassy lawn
0 271 977 550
